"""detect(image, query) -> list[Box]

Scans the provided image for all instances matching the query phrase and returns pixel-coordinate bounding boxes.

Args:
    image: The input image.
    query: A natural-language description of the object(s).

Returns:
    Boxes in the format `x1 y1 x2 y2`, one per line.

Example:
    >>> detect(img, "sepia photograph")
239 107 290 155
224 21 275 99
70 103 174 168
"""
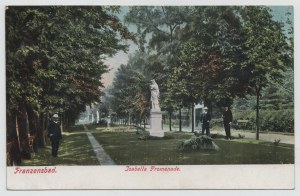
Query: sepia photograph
3 0 297 191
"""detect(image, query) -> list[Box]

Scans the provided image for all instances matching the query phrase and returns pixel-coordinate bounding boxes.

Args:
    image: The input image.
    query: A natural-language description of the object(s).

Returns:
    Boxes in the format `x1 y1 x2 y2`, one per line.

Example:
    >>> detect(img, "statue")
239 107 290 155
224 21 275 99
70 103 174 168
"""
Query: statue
150 79 160 111
149 79 163 137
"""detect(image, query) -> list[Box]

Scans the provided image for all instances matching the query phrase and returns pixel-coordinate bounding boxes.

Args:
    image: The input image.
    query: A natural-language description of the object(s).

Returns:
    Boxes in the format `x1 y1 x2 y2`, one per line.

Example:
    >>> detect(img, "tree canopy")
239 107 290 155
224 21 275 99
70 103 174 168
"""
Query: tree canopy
114 6 293 136
6 6 134 148
109 51 150 125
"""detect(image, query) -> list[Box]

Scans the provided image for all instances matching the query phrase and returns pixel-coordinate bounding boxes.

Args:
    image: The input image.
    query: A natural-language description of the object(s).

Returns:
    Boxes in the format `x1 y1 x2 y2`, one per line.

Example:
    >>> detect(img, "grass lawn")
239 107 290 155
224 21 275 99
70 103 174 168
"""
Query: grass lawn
20 125 294 166
21 132 99 166
92 131 294 165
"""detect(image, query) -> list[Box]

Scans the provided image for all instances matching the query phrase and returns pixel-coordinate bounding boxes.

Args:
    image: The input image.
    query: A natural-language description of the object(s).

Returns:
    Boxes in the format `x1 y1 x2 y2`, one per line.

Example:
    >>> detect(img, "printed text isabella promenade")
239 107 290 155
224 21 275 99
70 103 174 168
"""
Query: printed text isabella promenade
124 165 180 172
14 167 57 174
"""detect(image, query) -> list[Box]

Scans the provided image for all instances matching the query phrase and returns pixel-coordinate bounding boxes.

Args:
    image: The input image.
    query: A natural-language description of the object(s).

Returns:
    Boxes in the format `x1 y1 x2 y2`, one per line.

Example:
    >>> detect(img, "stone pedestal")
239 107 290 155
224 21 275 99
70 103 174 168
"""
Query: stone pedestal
149 110 164 137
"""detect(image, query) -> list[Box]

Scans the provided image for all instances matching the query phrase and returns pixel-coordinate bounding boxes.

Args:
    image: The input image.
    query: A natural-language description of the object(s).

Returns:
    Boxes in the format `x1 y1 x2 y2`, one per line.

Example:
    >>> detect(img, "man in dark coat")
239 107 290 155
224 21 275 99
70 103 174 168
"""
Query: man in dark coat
47 114 62 157
223 107 233 140
201 107 211 135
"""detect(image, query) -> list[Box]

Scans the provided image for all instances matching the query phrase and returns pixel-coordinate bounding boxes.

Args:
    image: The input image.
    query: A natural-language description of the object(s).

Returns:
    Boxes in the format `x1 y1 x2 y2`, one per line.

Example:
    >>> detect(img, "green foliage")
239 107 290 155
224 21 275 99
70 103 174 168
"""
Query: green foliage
233 67 294 111
171 6 252 109
123 6 293 137
241 6 290 93
109 51 150 123
125 6 190 53
125 6 192 113
233 109 294 132
6 6 133 120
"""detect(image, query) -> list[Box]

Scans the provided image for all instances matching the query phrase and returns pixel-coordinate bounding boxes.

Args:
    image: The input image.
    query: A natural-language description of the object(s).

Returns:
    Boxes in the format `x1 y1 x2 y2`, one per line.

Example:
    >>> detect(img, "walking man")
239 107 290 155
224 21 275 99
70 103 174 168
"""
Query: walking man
47 114 62 157
223 106 233 140
201 107 211 135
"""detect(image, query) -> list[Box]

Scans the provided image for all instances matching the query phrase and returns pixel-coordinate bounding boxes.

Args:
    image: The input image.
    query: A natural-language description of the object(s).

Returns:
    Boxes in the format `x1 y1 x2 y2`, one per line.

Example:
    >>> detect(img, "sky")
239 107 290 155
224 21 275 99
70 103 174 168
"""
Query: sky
102 6 137 88
100 6 294 88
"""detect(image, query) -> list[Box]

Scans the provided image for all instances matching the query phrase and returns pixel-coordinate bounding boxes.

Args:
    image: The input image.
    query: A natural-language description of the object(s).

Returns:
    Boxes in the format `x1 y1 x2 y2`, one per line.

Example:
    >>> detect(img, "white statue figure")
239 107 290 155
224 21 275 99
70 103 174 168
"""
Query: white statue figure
150 79 160 111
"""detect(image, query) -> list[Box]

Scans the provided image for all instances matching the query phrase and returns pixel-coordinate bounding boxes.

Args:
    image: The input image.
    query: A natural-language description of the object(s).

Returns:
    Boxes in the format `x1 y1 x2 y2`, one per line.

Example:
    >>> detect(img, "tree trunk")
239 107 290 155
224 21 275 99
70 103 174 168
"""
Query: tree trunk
192 104 195 132
179 108 182 132
13 115 22 165
169 111 172 131
37 112 46 147
17 103 31 159
6 112 17 141
26 104 39 152
15 116 21 151
60 113 64 133
7 112 22 165
256 89 260 140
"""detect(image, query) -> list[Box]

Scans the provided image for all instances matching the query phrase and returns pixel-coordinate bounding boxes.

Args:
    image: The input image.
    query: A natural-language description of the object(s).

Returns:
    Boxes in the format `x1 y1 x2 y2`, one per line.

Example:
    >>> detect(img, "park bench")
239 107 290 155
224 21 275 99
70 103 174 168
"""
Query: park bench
236 119 249 129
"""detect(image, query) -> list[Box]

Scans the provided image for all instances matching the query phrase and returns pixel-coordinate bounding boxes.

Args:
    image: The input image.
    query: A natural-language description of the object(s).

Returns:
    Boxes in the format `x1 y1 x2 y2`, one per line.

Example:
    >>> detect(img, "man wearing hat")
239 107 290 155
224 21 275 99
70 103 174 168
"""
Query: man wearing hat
222 106 233 140
201 107 211 135
47 114 62 157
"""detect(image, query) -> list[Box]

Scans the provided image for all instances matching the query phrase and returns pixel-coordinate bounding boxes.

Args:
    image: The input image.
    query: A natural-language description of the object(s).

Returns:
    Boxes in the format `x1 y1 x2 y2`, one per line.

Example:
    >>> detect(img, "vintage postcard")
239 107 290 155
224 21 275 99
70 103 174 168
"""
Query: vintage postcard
3 0 297 191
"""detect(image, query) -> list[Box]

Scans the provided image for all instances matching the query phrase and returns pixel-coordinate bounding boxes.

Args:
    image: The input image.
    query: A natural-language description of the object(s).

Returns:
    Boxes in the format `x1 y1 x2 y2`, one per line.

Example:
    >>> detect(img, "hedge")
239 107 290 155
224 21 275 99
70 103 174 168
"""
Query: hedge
231 109 294 133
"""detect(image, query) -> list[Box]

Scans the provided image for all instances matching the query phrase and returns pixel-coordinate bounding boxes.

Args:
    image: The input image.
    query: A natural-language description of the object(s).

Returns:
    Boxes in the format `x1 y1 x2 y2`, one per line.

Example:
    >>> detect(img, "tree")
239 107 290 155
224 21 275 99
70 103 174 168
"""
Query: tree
177 6 248 117
109 51 150 126
125 6 191 131
240 6 291 140
6 6 133 160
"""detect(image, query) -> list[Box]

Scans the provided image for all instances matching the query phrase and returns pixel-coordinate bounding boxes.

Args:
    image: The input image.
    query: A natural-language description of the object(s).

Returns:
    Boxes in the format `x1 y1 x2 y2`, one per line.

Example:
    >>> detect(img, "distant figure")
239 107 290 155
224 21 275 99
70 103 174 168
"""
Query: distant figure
47 114 62 157
222 106 233 140
150 79 160 111
107 116 111 127
201 107 211 135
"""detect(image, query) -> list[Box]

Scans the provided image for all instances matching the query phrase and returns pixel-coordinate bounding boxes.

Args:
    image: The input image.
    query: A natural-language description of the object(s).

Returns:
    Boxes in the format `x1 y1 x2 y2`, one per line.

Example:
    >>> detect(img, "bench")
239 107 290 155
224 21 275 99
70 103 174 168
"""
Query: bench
236 120 249 129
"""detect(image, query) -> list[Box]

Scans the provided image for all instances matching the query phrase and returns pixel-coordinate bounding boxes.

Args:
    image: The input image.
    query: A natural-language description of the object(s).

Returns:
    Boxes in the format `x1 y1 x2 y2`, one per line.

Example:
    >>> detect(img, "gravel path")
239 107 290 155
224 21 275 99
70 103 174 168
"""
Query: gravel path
84 125 115 165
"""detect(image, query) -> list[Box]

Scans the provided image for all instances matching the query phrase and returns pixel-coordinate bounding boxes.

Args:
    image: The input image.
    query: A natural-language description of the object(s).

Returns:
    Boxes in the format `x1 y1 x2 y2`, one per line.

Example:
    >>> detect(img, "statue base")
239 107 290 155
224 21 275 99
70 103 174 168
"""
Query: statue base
149 110 164 137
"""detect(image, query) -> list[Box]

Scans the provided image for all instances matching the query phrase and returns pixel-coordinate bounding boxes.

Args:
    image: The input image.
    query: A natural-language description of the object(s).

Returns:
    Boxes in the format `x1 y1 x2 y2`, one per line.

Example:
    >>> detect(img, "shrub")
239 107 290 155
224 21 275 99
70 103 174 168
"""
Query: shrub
177 136 220 151
274 139 281 146
232 109 294 132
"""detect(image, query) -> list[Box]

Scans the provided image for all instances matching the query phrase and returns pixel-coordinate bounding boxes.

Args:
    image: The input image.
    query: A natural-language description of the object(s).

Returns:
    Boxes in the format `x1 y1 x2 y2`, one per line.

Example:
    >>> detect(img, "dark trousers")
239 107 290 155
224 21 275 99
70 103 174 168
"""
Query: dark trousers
51 140 60 157
224 124 231 139
202 123 210 135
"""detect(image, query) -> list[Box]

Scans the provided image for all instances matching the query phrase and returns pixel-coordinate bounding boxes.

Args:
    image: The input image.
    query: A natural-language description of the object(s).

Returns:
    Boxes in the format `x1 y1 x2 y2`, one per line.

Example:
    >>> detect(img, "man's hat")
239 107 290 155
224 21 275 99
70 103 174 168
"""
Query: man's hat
204 106 208 110
53 114 59 118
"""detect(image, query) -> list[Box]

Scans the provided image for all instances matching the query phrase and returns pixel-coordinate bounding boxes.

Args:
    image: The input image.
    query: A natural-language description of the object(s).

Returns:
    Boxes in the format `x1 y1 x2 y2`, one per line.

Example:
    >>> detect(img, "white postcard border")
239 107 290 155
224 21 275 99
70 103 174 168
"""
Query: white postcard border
7 165 294 190
1 0 299 193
